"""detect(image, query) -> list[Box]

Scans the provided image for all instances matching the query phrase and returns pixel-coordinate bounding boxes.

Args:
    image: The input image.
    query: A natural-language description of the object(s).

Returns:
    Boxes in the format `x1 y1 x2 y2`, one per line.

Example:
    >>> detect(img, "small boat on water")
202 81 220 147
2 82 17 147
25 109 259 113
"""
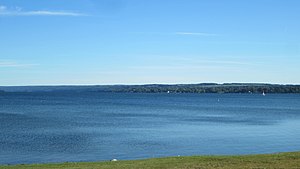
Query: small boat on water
262 91 266 96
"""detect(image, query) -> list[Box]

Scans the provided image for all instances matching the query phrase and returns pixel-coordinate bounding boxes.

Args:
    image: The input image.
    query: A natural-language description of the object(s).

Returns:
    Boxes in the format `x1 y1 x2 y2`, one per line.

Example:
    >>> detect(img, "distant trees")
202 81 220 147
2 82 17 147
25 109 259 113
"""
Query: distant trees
1 84 300 94
107 84 300 93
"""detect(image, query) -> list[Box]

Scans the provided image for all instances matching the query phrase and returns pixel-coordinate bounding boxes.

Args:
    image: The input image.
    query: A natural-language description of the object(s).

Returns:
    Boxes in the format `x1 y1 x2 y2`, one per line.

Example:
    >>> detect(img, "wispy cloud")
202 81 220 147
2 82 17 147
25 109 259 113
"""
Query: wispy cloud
175 32 218 36
0 61 38 68
130 32 218 36
124 55 263 75
0 5 86 16
130 65 231 72
135 55 259 66
175 58 259 66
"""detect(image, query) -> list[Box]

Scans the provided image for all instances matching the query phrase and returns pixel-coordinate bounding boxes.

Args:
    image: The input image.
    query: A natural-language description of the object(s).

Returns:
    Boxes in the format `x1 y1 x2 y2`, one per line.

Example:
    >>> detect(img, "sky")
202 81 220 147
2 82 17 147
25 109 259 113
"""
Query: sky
0 0 299 85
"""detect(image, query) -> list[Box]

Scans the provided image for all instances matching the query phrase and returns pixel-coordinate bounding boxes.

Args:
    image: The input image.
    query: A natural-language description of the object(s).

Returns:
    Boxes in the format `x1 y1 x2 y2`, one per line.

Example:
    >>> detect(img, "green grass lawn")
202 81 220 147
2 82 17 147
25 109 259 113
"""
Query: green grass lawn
1 152 300 169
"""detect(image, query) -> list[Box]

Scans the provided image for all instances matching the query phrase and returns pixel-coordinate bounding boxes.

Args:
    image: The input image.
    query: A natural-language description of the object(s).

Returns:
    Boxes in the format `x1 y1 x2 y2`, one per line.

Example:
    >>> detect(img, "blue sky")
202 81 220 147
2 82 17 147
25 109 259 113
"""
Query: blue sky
0 0 299 85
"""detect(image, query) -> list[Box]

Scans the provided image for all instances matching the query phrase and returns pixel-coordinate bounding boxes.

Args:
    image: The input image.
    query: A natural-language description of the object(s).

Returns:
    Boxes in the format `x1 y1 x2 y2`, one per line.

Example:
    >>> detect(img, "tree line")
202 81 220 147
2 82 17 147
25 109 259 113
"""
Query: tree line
107 84 300 93
1 84 300 94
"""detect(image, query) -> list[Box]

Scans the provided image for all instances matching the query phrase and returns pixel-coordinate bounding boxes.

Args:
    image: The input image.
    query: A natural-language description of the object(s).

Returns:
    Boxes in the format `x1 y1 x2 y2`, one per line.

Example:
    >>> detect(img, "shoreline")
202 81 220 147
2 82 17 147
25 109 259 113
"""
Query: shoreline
1 151 300 169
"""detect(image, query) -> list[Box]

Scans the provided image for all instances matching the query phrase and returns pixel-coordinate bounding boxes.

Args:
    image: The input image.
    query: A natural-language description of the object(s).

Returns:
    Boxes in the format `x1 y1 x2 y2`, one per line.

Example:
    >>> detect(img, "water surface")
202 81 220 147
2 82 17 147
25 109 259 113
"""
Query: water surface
0 92 300 164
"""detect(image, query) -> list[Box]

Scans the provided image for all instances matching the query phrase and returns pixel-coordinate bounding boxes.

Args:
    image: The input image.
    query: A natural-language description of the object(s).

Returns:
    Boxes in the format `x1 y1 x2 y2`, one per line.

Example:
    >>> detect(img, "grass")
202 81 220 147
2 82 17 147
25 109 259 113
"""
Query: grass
1 152 300 169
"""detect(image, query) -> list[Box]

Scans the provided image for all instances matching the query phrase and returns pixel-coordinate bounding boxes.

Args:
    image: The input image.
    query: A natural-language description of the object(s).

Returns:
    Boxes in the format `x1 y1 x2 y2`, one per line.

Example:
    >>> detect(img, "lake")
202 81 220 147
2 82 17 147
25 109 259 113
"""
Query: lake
0 92 300 164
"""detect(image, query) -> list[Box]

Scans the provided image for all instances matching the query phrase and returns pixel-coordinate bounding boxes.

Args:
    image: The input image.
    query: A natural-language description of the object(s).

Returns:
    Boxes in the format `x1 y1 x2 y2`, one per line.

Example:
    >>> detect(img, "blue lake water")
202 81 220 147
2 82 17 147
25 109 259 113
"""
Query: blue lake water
0 92 300 164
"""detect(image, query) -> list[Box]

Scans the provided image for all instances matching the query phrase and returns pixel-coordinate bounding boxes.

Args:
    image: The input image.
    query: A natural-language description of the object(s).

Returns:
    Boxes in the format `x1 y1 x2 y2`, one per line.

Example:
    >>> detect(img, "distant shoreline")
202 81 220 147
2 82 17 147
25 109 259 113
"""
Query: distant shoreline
1 83 300 93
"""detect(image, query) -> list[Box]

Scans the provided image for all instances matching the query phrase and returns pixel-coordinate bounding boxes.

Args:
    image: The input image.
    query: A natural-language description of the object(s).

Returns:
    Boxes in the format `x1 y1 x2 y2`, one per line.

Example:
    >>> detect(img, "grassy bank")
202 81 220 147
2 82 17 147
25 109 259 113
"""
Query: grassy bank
1 152 300 169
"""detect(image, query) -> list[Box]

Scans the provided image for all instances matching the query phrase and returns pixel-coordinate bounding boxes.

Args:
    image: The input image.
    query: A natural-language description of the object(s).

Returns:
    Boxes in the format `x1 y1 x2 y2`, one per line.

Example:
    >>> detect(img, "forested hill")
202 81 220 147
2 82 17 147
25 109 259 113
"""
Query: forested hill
105 83 300 93
1 83 300 93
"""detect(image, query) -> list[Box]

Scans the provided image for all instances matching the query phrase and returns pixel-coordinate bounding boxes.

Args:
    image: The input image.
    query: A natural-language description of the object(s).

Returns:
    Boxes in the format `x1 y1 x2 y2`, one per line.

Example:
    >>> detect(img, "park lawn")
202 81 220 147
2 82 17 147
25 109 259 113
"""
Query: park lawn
1 151 300 169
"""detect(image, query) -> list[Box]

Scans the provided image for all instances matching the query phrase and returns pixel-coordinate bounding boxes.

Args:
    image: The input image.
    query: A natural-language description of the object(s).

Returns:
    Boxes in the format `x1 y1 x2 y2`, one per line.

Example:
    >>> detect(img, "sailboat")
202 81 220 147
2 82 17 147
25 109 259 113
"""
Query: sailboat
262 91 266 96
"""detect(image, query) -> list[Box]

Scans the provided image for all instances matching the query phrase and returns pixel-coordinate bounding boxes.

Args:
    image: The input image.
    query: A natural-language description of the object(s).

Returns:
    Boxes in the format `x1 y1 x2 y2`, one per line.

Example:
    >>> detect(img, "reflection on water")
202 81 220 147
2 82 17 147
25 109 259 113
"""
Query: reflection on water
0 92 300 164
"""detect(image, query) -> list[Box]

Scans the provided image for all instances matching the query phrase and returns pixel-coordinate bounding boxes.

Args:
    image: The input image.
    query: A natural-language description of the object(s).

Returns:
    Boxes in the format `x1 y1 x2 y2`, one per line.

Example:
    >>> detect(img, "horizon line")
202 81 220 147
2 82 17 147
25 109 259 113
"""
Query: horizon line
1 82 300 87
